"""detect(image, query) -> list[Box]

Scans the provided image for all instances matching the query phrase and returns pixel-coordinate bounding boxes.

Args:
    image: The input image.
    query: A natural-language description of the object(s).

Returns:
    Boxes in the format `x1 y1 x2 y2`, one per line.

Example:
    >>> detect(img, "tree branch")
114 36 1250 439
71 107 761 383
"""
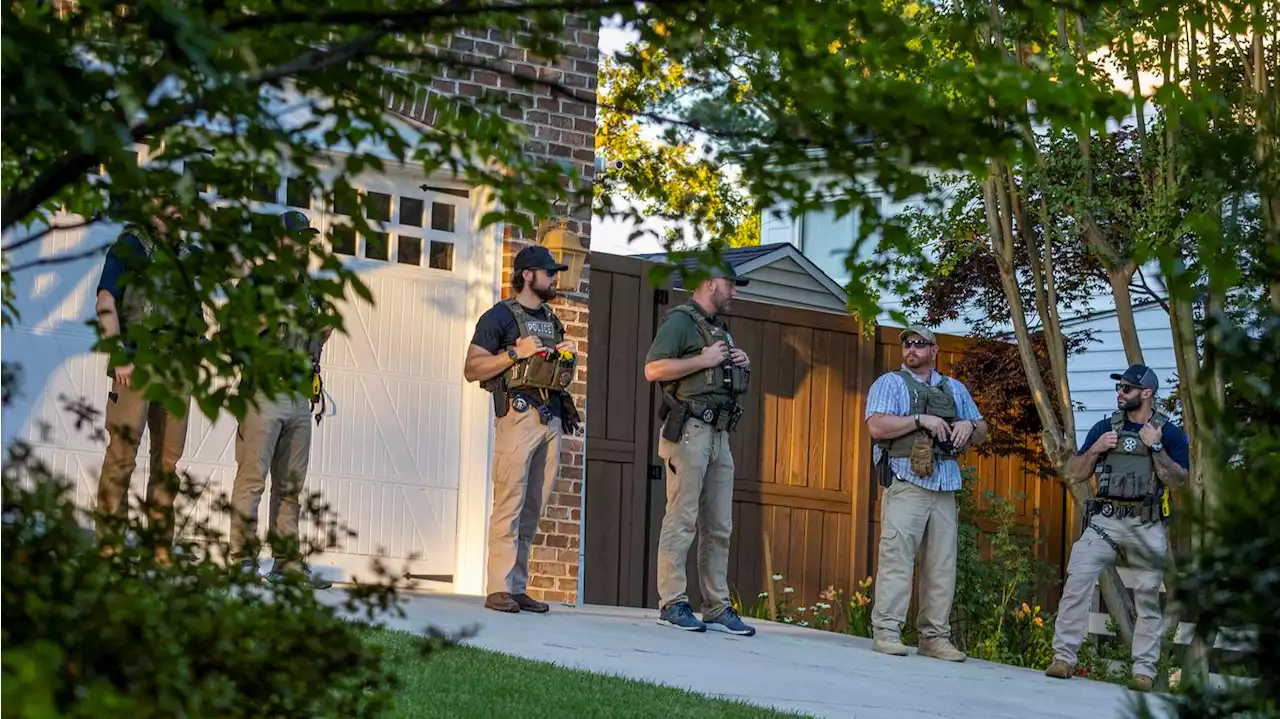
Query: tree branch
2 30 389 233
2 215 103 254
222 0 697 33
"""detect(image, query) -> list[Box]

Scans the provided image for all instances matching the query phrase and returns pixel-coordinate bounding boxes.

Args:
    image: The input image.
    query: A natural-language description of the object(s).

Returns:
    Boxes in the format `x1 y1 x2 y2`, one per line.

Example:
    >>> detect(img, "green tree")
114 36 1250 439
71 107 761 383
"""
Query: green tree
595 48 760 250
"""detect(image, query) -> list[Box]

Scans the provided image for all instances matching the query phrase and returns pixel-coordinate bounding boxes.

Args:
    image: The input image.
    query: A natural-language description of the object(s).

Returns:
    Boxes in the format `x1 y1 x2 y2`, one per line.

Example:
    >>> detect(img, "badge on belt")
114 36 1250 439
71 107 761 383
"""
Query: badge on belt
513 396 530 412
701 408 715 423
1100 502 1115 517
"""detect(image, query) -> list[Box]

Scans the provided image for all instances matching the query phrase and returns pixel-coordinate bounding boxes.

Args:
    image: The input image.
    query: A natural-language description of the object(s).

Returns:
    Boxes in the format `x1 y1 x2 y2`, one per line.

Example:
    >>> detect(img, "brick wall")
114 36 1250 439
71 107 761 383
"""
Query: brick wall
386 15 598 604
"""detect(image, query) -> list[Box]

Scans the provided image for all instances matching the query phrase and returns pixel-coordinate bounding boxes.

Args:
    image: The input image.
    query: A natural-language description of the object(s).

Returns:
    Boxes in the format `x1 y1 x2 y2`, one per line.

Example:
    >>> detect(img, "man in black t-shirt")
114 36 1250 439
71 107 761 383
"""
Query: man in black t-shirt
464 245 580 614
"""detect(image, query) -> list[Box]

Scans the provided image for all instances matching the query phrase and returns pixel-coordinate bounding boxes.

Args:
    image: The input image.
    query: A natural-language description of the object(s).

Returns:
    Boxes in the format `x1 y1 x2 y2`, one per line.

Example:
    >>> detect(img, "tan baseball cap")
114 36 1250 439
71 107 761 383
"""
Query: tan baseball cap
899 325 937 344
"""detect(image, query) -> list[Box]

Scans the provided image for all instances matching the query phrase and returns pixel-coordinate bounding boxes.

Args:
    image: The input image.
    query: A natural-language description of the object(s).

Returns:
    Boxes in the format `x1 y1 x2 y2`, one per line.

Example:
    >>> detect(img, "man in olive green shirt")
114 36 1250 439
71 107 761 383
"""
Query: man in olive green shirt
644 263 755 636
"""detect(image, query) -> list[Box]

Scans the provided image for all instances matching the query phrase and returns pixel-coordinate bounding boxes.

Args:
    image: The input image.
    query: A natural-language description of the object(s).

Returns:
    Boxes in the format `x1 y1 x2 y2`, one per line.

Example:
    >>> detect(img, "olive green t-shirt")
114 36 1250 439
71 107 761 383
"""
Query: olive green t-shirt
644 302 731 404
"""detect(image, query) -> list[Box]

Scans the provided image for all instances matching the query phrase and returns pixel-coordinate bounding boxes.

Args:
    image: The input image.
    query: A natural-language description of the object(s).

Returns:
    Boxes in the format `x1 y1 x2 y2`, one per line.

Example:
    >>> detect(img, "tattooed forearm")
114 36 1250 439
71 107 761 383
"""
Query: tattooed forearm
1153 450 1188 488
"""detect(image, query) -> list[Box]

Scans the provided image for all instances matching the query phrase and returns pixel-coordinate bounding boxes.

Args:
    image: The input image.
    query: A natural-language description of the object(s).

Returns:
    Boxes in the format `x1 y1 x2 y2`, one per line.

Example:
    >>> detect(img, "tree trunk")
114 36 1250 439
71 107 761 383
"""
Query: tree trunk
1108 264 1145 366
982 173 1139 647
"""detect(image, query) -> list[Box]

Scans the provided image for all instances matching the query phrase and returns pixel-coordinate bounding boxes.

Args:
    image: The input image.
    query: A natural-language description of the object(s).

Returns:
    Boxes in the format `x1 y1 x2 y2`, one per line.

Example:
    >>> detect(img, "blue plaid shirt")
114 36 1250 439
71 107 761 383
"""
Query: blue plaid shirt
865 367 983 492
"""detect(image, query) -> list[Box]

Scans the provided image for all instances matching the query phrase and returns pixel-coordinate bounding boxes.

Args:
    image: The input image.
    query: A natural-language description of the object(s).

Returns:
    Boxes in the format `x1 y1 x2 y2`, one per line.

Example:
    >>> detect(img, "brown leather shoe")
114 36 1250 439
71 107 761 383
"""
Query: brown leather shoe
1044 659 1075 679
1128 674 1154 692
512 593 550 613
484 592 520 613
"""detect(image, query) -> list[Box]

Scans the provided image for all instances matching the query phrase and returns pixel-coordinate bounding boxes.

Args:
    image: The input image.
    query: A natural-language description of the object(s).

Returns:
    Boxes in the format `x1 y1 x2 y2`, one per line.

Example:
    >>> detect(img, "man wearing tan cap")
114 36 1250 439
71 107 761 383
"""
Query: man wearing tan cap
865 325 987 661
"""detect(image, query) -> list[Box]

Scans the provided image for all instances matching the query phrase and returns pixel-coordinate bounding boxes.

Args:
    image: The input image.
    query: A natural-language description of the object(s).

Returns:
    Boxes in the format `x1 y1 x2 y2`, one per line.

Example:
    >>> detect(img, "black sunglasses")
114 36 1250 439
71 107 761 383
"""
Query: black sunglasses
1115 383 1143 394
903 340 935 348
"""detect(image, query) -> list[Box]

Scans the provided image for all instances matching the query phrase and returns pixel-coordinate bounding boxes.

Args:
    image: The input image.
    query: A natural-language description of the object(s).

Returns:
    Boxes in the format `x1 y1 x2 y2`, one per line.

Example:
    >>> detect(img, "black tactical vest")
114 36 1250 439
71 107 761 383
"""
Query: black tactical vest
501 298 575 392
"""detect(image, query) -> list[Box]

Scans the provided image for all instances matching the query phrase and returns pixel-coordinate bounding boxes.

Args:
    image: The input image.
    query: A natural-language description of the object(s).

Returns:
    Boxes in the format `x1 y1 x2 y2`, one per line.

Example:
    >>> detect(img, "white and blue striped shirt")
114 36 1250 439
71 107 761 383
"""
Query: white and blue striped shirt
864 367 983 492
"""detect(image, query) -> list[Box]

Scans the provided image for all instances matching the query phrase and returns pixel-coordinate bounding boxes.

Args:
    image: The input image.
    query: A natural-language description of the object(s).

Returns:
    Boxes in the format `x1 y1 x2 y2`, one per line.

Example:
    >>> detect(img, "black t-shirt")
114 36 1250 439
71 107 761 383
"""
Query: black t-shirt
470 302 564 419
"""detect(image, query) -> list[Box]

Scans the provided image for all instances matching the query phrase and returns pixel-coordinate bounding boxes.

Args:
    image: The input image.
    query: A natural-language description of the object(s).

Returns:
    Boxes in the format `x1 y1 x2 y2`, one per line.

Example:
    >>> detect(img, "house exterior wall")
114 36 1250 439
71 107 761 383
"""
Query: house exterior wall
1064 303 1177 448
386 17 599 604
736 256 850 314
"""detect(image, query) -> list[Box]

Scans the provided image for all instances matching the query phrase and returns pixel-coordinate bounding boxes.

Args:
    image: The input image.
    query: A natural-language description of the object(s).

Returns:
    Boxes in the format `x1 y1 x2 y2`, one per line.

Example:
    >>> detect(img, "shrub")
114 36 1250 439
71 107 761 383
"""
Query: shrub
1 425 451 718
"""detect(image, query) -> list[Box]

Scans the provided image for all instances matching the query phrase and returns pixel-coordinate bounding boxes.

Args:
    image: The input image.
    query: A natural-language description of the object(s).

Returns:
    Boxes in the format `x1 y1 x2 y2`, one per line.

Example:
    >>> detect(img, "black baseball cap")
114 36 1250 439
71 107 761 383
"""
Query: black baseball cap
705 261 750 287
1111 364 1159 391
514 245 568 272
281 210 319 235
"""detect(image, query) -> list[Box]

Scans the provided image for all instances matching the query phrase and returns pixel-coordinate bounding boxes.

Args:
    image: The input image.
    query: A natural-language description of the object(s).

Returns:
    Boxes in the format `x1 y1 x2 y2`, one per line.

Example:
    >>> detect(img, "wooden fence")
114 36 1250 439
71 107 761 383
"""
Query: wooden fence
582 252 1071 613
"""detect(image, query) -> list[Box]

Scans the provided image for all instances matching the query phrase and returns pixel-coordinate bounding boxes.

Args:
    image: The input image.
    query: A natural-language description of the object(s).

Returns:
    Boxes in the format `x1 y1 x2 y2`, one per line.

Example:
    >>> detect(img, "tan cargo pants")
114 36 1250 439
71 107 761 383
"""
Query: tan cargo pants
871 478 959 642
486 405 563 596
656 417 735 615
231 393 314 570
97 380 190 546
1051 514 1167 677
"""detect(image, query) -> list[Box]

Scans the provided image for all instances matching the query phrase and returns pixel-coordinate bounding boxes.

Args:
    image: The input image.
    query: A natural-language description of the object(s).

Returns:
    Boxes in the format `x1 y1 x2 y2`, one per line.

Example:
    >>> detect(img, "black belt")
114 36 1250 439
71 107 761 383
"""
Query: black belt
685 400 742 432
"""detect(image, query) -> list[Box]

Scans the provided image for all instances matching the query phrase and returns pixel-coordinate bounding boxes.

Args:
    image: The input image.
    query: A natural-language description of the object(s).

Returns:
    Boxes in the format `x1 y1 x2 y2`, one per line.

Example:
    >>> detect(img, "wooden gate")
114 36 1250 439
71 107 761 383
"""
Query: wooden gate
583 253 1068 611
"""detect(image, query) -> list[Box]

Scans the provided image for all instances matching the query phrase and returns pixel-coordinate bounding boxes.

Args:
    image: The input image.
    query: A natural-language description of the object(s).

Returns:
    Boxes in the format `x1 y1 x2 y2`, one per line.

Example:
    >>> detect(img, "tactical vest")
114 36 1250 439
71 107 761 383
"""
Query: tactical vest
662 302 749 403
260 295 331 421
1095 410 1168 504
115 226 190 335
881 369 958 459
501 298 575 393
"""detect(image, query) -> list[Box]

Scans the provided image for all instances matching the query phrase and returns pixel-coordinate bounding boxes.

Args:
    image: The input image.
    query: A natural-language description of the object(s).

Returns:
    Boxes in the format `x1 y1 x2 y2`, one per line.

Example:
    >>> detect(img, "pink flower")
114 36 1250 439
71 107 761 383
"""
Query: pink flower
818 585 836 602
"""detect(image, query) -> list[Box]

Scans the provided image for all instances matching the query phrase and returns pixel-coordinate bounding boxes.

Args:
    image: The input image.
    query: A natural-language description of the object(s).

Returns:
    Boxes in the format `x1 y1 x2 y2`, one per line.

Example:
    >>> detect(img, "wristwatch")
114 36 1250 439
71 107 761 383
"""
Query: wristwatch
507 348 519 362
1151 441 1164 453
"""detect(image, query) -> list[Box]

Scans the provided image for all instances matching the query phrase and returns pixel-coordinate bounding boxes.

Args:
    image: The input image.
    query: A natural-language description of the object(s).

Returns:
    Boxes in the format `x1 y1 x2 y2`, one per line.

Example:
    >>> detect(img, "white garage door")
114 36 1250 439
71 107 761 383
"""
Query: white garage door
1 168 475 585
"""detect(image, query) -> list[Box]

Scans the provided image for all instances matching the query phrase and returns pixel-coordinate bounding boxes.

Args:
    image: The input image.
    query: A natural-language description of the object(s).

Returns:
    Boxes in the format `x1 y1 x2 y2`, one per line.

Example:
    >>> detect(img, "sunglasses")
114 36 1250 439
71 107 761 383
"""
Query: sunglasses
1115 383 1143 394
903 340 935 348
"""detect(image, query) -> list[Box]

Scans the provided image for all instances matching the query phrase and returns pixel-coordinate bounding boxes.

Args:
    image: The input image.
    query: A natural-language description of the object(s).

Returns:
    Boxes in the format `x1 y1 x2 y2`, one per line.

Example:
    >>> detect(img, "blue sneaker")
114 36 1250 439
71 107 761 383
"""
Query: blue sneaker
658 601 706 632
704 606 756 636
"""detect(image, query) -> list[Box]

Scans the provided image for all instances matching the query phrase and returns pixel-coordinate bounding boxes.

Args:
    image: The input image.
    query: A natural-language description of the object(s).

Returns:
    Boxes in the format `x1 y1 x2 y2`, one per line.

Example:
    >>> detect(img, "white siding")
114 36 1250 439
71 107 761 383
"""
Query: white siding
737 257 849 314
1065 303 1177 448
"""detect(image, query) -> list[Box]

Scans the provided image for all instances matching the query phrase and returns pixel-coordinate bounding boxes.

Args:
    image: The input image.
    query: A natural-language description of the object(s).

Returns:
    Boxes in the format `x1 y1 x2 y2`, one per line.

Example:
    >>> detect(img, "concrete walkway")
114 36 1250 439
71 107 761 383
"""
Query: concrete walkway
343 591 1170 719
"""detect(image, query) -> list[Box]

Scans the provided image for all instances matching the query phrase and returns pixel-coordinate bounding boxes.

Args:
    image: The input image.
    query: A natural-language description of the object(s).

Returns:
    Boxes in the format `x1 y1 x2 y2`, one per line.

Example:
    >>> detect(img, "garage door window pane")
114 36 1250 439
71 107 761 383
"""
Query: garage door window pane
286 179 313 209
400 197 424 227
429 240 454 271
331 226 356 256
397 234 423 266
332 186 357 216
431 202 456 233
252 180 277 204
365 231 389 261
366 192 392 222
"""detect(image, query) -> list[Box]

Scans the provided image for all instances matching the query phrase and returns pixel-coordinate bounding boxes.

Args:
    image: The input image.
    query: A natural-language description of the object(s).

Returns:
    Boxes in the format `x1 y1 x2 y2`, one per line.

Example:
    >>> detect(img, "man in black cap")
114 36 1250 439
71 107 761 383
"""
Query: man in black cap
464 245 581 613
1044 363 1189 692
643 261 755 635
229 210 333 588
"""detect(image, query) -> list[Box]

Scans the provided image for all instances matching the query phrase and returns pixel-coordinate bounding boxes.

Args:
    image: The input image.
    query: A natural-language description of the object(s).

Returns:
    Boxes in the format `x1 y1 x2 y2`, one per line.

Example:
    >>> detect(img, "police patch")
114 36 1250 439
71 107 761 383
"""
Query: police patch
525 321 556 337
1123 437 1139 453
513 396 530 412
701 408 715 423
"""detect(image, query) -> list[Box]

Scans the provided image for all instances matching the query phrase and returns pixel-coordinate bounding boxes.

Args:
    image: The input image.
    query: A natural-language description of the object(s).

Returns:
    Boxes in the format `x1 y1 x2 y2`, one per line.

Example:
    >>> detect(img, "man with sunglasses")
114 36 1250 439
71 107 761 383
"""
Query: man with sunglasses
465 245 580 614
865 326 986 661
1045 364 1189 692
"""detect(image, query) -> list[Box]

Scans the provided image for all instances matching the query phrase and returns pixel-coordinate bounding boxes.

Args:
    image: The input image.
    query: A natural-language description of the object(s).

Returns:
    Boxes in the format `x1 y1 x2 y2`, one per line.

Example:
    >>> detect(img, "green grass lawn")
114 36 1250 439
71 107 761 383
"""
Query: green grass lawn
369 629 808 719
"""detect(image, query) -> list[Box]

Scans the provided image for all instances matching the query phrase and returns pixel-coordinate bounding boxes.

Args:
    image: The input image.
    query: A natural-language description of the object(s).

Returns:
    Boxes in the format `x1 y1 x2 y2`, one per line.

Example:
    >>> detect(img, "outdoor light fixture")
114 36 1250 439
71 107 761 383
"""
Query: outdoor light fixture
538 216 586 291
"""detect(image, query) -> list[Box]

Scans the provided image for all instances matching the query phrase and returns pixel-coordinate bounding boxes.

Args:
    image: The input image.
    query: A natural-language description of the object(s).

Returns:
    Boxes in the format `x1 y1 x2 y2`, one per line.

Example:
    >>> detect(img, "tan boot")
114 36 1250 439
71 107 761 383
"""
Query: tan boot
484 592 520 613
1128 674 1154 692
918 638 967 662
872 637 909 656
1044 659 1075 679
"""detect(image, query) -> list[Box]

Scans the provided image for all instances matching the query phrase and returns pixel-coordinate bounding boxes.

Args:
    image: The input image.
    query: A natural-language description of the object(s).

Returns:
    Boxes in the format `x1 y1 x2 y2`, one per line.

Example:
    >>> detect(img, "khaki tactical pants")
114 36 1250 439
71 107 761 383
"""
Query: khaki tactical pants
1051 514 1166 678
656 418 735 615
97 379 191 546
486 406 563 596
871 478 959 642
231 394 313 570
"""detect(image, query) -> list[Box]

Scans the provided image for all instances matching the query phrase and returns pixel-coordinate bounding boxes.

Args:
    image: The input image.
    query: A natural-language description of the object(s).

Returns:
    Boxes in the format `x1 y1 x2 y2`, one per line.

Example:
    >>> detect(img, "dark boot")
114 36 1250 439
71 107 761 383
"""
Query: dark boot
512 593 550 613
485 592 520 613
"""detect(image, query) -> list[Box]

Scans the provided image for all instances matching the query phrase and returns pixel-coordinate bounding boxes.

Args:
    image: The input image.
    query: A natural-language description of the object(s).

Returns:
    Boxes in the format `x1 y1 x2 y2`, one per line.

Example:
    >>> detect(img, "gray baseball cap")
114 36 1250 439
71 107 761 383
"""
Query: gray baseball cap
1111 364 1159 390
900 325 937 344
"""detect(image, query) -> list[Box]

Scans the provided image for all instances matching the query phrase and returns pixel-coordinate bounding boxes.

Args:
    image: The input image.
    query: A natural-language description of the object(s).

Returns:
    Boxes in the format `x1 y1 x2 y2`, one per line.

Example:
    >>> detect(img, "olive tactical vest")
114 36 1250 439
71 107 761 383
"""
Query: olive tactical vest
1095 410 1168 503
501 298 575 392
116 226 191 335
881 369 958 458
662 302 749 402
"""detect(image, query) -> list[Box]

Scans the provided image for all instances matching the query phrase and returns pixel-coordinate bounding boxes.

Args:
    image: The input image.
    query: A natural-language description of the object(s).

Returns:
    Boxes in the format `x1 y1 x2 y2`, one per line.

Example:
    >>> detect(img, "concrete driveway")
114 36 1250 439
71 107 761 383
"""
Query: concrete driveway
351 592 1171 719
